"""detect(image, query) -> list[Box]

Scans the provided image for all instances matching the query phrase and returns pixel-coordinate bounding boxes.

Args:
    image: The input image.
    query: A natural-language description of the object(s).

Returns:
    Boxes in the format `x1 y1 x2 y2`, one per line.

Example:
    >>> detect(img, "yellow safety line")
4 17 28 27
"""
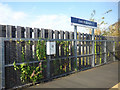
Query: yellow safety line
110 82 120 89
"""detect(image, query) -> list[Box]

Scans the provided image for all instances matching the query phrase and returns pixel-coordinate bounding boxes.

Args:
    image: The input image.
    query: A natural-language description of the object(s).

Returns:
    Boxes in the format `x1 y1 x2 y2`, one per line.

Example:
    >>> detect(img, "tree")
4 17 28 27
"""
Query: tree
89 10 112 35
106 21 120 36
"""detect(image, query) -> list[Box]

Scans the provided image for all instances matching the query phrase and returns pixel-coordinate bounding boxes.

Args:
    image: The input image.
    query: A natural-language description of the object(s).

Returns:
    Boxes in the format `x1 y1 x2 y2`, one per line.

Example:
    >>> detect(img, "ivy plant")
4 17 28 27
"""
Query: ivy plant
13 38 46 84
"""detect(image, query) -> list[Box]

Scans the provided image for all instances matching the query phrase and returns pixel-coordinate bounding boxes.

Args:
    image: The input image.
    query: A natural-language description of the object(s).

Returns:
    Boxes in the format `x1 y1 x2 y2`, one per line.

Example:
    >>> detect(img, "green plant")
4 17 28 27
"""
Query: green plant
36 39 46 61
57 41 73 72
13 38 46 84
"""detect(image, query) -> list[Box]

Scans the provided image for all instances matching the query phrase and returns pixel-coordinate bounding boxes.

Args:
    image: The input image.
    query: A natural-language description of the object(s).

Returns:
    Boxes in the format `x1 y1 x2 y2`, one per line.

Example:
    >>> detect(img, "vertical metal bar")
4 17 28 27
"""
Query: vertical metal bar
78 33 81 70
82 33 84 68
55 30 60 75
47 29 53 79
47 55 50 79
99 35 101 64
94 35 96 65
104 41 107 63
113 41 115 61
92 28 95 67
0 37 5 89
74 25 77 70
60 31 64 72
70 32 74 71
86 34 88 67
16 26 23 87
89 34 91 67
65 31 69 72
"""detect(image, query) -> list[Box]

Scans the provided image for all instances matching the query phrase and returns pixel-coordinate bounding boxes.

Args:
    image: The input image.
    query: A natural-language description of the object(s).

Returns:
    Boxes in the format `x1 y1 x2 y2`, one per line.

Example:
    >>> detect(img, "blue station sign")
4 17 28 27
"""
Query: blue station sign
71 17 97 28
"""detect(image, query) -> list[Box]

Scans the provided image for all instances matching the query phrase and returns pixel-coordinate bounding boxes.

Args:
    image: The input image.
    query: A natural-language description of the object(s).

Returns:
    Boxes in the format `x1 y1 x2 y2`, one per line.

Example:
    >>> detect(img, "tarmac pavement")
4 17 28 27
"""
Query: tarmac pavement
24 61 119 89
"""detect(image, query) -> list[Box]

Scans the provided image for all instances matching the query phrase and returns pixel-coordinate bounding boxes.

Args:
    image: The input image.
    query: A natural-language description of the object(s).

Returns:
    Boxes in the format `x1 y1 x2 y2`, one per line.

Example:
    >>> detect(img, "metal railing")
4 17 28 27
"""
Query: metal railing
0 24 119 89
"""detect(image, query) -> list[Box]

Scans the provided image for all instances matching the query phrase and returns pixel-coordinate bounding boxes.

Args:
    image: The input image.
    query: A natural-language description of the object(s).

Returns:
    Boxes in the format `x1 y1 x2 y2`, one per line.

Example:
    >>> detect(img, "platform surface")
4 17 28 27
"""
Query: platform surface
25 61 119 89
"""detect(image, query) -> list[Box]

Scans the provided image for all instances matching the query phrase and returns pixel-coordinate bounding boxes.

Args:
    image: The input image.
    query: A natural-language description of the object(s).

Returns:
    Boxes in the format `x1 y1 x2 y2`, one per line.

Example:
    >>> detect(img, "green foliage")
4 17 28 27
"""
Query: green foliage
36 39 46 61
57 41 74 72
57 41 71 57
13 61 19 70
21 47 25 62
13 38 46 84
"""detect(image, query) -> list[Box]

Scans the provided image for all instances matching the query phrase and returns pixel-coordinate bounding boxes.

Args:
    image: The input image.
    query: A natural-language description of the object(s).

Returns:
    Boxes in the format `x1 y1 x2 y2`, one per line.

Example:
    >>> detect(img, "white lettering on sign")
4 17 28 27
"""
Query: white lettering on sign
78 20 93 26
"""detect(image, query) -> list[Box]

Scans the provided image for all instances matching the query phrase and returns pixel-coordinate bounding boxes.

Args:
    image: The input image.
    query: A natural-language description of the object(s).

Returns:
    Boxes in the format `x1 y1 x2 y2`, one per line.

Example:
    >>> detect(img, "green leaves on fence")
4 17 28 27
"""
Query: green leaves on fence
13 38 46 84
36 39 46 61
13 61 19 70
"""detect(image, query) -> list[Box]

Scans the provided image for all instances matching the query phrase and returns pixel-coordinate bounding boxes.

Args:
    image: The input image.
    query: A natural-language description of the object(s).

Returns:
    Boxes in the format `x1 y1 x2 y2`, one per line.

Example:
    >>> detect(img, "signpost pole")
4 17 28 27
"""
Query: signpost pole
74 25 77 70
71 17 97 68
92 28 95 67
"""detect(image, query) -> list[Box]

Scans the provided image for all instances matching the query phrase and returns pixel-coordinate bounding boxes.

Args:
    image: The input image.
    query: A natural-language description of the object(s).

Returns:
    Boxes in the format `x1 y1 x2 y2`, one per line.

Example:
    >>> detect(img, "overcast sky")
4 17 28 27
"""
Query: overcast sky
0 1 118 33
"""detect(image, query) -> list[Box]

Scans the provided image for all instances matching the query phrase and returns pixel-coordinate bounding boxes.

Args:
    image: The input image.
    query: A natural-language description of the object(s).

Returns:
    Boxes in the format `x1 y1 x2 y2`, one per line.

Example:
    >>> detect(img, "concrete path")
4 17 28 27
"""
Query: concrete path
25 61 119 89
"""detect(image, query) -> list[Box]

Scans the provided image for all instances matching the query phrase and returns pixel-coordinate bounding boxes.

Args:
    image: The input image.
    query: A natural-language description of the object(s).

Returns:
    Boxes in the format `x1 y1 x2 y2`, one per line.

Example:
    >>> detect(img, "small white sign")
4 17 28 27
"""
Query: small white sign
46 41 56 55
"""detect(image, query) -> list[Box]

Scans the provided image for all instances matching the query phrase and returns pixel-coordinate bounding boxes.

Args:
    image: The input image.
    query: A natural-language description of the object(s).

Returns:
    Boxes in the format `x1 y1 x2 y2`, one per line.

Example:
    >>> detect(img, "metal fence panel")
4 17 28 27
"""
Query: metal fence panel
0 24 119 89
